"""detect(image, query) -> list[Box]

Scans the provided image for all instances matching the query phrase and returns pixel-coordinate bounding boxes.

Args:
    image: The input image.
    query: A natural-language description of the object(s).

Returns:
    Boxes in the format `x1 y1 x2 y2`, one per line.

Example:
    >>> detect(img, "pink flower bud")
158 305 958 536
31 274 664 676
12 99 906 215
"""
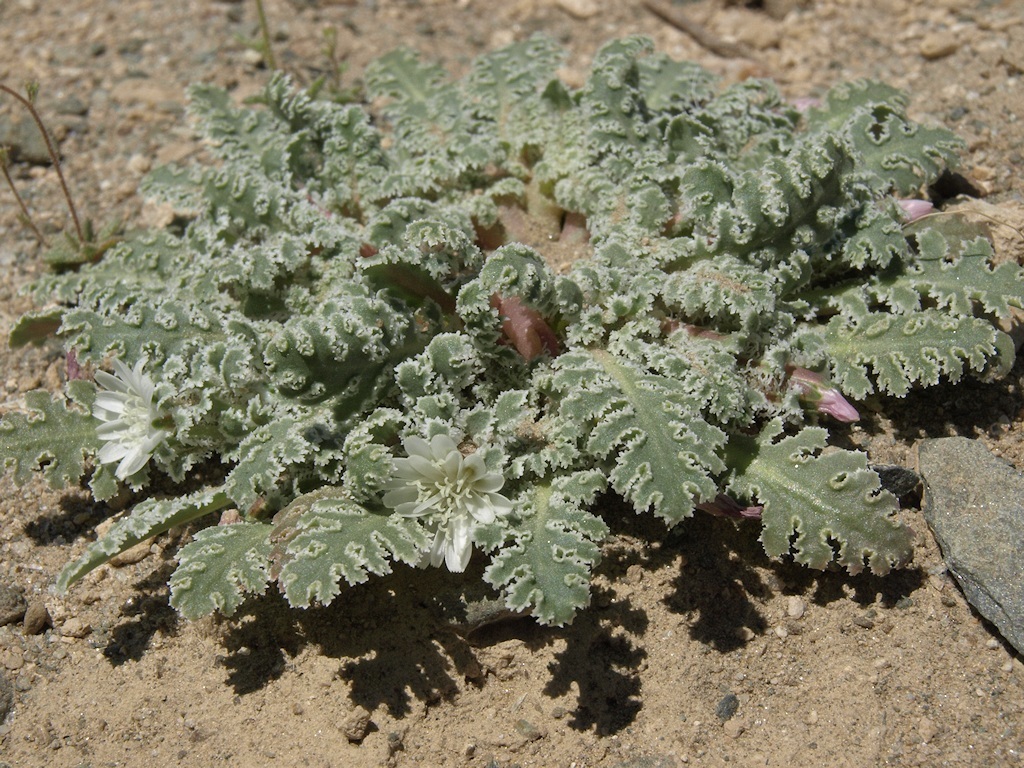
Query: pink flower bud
490 293 561 361
697 494 763 520
790 97 821 112
897 199 934 222
787 366 860 423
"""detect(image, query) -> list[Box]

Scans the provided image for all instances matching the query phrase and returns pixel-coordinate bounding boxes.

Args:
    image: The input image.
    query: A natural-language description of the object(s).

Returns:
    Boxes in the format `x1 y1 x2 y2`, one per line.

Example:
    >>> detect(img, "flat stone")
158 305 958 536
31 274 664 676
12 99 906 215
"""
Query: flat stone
919 437 1024 655
60 616 91 639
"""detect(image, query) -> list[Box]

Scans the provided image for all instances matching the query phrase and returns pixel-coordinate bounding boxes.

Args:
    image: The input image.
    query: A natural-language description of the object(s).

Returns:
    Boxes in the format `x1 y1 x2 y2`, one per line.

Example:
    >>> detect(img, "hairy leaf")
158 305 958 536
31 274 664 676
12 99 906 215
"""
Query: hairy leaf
545 347 726 523
57 487 232 592
484 472 608 626
0 390 99 489
824 309 1011 397
726 421 911 574
170 522 274 619
269 487 432 607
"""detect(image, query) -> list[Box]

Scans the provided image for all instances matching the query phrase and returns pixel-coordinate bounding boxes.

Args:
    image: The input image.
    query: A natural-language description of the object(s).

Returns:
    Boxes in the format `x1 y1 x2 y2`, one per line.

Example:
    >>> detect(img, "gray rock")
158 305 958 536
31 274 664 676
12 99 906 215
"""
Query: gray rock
919 437 1024 655
0 670 12 723
0 114 54 165
715 692 739 721
871 464 922 502
0 585 27 627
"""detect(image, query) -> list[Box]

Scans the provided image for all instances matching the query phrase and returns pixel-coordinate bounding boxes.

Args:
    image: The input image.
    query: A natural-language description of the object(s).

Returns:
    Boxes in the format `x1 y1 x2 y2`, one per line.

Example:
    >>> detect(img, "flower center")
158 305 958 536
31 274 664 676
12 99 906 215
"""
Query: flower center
421 474 472 516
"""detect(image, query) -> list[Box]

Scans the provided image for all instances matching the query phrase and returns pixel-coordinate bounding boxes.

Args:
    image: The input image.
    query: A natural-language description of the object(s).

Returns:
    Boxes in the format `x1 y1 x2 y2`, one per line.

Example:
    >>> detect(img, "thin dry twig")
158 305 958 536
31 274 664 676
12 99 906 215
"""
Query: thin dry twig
643 0 755 60
0 148 49 246
0 82 84 243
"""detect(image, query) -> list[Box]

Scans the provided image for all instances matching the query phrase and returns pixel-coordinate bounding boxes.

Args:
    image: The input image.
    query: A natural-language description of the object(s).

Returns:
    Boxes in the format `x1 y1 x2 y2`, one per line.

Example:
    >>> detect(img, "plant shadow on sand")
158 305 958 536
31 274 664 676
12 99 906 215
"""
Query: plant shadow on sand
660 511 926 648
82 488 924 735
207 541 653 735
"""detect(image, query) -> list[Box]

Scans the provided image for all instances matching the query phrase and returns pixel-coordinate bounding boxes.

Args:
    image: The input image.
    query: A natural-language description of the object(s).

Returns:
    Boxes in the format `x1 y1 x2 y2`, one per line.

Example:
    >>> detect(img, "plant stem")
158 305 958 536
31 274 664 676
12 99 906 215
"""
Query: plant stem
253 0 278 71
0 83 84 243
0 150 48 246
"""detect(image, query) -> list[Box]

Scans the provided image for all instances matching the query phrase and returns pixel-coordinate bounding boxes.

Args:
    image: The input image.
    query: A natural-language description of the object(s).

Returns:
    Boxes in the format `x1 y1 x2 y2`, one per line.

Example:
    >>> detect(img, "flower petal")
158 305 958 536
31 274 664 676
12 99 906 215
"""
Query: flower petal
429 434 459 461
445 516 474 572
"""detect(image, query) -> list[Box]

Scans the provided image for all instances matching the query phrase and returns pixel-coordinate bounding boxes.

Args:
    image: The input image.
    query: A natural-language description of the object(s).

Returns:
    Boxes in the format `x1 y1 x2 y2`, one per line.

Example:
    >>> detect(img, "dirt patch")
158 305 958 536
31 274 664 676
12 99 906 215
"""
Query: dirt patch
1 1 1023 766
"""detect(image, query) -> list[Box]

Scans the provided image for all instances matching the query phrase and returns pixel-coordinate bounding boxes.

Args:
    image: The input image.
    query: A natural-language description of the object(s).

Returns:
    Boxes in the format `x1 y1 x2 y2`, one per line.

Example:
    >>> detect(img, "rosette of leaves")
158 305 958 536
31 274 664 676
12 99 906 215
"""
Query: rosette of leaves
2 36 1019 626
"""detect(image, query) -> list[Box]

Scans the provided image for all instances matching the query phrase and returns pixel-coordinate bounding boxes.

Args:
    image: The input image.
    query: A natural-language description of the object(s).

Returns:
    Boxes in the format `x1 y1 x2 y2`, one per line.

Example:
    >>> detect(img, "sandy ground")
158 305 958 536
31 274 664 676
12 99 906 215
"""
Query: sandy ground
1 1 1023 766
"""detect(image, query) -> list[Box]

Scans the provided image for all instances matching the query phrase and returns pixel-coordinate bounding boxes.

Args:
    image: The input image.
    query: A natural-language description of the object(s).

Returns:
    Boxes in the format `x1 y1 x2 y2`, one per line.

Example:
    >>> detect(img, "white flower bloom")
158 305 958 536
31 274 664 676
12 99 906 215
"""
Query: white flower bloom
92 358 171 480
383 434 513 573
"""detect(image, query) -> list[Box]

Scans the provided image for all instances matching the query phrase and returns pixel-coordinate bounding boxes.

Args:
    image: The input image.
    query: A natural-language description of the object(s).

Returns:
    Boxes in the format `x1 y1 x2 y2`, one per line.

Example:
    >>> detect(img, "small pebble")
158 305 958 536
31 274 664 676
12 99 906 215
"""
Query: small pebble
23 601 51 635
715 693 739 721
723 718 745 738
54 94 89 116
515 718 544 742
920 32 958 61
733 626 755 642
61 617 92 639
341 706 372 743
918 716 940 743
241 48 265 67
127 153 152 175
386 731 405 756
554 0 598 19
2 650 24 671
0 672 14 723
624 564 644 585
108 542 153 567
787 596 806 620
0 585 27 626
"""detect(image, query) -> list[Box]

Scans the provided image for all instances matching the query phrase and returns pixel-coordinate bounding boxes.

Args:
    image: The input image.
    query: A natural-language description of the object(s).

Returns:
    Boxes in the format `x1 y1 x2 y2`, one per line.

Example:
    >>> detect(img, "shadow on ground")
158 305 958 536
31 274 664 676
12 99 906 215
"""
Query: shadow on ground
89 488 926 735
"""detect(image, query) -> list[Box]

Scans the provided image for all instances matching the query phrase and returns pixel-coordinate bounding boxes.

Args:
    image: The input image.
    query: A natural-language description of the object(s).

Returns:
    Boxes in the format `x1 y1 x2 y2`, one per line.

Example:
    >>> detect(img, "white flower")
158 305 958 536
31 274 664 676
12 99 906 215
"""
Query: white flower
92 358 171 480
383 434 513 572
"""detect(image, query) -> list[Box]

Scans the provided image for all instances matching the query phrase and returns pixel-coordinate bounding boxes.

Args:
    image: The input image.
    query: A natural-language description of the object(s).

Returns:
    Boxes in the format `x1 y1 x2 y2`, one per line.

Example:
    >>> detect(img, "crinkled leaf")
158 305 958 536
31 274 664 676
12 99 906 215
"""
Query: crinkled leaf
484 472 608 626
269 487 432 607
906 219 1024 319
170 522 274 619
824 309 1011 398
726 421 911 574
57 487 231 592
546 347 725 523
0 390 99 490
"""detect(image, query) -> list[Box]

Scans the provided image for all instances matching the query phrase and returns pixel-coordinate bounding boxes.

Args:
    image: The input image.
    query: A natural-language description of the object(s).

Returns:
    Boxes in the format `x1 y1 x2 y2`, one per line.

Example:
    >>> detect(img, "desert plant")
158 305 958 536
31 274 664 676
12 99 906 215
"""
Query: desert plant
2 36 1018 625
